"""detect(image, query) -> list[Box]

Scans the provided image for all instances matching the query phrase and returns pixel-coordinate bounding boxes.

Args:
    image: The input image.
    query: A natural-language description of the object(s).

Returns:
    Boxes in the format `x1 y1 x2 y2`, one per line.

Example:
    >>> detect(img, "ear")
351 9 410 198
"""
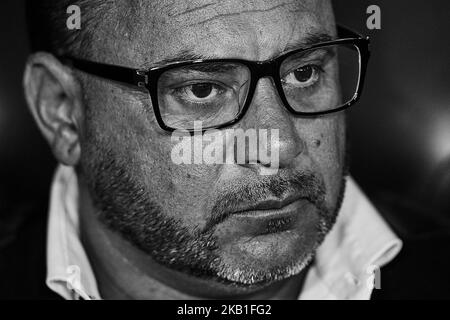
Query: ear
23 52 84 166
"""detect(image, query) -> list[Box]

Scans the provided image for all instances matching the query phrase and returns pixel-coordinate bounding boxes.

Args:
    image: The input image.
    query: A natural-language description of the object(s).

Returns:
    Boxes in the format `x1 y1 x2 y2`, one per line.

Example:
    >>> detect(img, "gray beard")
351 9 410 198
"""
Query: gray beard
80 139 346 287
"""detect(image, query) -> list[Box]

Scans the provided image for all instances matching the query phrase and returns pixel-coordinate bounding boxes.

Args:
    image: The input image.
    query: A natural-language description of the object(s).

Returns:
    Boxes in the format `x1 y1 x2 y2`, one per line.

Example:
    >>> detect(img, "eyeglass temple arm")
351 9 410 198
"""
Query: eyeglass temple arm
59 56 147 88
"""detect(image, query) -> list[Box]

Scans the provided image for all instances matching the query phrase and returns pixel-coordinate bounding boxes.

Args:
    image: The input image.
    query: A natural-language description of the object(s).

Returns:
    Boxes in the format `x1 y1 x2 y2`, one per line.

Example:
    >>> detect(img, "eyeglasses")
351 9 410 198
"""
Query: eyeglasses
61 25 370 132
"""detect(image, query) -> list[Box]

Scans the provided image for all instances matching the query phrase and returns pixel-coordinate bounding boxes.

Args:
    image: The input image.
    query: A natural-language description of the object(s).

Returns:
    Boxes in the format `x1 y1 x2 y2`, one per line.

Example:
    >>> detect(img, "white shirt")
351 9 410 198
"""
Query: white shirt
46 165 402 300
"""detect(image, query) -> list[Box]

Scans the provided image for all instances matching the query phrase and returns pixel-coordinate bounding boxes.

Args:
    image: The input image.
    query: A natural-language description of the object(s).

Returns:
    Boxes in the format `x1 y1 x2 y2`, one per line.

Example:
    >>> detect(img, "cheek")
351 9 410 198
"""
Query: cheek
84 83 220 228
140 142 219 228
302 115 346 206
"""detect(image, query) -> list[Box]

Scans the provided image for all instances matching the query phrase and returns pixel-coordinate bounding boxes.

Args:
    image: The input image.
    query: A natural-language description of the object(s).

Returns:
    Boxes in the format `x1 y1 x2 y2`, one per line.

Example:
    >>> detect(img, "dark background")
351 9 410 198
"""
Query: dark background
0 1 449 218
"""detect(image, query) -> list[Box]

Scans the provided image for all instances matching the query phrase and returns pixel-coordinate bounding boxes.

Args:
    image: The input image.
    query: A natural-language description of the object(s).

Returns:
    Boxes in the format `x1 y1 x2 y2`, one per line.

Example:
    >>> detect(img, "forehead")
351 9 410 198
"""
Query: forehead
100 0 335 67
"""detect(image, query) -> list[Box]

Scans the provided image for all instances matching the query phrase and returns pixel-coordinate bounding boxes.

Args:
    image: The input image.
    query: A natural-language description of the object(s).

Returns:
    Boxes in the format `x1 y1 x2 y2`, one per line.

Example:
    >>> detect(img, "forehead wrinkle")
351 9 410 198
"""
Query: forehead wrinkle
170 1 219 17
143 3 327 66
95 0 333 67
186 1 306 27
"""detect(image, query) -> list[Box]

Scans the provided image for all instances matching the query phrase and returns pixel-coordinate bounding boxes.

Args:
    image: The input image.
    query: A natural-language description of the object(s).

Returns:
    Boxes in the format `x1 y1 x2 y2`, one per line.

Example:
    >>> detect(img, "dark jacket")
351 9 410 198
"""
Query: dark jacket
0 195 449 300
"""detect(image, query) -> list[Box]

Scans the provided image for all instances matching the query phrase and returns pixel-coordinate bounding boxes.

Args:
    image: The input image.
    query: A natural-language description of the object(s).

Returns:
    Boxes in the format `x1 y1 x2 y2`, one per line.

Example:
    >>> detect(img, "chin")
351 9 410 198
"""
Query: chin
210 207 322 287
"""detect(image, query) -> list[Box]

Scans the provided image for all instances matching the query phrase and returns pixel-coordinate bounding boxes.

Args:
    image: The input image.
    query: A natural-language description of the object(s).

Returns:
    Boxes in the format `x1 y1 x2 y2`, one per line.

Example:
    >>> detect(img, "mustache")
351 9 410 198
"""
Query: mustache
203 170 327 232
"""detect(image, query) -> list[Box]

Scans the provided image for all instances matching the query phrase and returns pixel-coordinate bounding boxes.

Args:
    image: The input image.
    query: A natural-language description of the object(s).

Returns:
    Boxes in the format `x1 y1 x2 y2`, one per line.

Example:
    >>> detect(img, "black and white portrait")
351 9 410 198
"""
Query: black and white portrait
0 0 449 302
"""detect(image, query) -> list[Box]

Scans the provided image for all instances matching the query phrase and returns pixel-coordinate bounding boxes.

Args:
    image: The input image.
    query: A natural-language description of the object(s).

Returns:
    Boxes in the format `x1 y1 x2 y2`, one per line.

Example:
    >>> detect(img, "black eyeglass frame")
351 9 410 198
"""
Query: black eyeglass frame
61 25 370 132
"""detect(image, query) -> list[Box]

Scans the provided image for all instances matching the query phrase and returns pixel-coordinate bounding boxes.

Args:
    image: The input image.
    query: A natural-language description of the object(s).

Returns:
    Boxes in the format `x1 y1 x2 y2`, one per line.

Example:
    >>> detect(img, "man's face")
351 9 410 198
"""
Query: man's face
79 0 346 294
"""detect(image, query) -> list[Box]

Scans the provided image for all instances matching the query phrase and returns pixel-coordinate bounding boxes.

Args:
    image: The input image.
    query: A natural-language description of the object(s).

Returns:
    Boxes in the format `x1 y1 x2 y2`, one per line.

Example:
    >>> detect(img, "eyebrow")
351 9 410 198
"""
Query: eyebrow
169 63 240 73
147 50 211 68
283 32 335 53
145 31 335 68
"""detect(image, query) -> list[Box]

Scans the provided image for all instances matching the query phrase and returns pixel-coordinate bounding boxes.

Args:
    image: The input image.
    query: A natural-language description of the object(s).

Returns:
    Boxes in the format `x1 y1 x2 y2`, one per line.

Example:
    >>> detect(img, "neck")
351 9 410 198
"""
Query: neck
78 177 308 300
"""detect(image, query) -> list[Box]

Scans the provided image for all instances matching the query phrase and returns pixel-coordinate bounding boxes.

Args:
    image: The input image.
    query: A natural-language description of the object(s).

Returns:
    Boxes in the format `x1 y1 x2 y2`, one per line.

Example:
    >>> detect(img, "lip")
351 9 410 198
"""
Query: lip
233 195 301 215
214 197 315 241
228 198 312 236
232 194 307 219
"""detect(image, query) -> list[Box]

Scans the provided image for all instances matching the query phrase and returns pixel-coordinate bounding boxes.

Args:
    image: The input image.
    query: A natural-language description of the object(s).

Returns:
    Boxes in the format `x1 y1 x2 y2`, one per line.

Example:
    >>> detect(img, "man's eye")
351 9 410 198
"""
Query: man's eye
180 83 222 101
283 65 322 88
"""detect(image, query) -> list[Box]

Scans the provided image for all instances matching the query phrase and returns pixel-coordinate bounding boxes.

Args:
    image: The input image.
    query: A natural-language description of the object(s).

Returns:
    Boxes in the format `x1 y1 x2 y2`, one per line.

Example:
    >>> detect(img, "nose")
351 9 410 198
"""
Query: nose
235 78 305 170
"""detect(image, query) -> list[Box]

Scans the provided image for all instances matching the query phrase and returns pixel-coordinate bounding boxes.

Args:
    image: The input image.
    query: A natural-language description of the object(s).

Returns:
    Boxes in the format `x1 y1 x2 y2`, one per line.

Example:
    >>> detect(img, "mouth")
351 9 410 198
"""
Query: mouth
207 192 317 236
232 194 306 218
213 196 319 270
232 199 310 231
226 195 313 235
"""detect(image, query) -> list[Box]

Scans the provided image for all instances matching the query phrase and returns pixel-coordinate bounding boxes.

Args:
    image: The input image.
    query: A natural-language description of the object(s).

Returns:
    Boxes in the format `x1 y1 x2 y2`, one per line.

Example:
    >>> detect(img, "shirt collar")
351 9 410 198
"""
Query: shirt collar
46 165 402 300
46 165 100 300
299 176 403 299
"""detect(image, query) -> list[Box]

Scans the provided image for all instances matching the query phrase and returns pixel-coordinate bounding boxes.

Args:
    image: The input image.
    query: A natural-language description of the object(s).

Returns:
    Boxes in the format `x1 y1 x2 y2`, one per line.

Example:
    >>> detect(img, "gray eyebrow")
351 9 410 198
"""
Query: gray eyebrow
283 32 335 53
173 63 240 73
155 50 210 66
139 51 208 69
